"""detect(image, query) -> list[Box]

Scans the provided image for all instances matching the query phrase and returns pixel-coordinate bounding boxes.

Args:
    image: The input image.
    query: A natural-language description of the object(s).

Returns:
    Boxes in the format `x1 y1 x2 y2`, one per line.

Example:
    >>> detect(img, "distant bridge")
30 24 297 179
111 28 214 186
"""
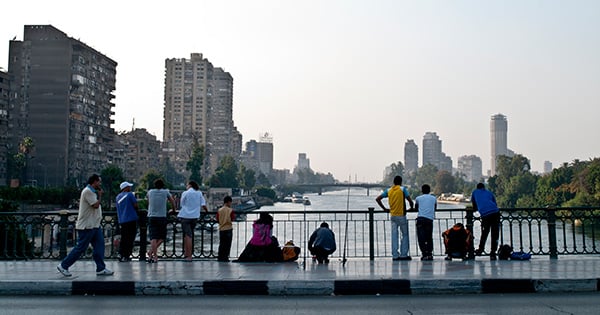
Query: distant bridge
296 183 388 196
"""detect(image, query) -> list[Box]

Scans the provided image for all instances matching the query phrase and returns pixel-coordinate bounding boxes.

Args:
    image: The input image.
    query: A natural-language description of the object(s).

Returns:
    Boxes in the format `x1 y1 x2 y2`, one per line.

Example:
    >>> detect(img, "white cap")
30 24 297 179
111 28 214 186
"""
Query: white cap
119 181 134 190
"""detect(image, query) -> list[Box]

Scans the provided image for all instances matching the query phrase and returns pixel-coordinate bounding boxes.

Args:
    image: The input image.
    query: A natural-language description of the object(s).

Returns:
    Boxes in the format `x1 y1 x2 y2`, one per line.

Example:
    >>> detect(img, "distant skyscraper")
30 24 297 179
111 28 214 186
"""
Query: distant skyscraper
163 53 241 178
404 139 418 174
422 132 442 169
0 70 9 185
544 161 553 174
440 154 453 173
458 155 483 182
297 153 310 170
8 25 117 186
490 114 508 176
257 133 273 175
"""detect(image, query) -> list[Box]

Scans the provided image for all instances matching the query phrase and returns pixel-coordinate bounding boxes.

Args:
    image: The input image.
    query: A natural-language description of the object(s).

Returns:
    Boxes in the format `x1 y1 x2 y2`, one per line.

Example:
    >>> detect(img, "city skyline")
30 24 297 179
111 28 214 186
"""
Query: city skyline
1 1 599 182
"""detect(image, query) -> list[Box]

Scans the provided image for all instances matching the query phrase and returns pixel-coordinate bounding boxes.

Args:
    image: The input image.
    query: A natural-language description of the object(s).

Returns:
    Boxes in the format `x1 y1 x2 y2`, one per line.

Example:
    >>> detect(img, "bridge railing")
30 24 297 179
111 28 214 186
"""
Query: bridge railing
1 207 599 260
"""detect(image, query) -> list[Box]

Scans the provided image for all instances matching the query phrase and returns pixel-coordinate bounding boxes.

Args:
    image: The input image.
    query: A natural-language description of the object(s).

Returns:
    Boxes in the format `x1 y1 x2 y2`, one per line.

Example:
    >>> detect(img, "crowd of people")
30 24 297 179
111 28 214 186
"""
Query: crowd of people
57 173 499 277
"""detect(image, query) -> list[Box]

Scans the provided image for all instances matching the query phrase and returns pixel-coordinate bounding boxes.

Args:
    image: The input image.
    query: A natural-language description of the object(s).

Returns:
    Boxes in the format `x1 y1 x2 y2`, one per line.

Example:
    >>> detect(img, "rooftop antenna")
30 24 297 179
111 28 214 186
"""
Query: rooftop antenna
132 118 135 131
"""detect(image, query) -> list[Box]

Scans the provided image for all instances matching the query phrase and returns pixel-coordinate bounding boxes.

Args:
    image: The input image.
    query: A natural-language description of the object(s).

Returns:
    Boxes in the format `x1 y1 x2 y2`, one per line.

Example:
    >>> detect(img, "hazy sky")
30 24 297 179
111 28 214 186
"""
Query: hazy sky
1 1 599 182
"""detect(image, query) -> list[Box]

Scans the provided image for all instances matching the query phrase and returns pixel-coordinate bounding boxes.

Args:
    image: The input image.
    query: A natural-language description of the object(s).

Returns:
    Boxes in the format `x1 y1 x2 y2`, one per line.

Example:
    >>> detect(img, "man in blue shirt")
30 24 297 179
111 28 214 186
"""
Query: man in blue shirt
471 183 500 260
116 181 139 262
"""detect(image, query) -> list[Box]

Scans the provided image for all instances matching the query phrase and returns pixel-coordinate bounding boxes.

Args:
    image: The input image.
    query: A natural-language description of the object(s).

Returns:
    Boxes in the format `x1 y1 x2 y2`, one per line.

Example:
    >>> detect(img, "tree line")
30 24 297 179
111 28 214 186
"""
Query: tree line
384 155 600 208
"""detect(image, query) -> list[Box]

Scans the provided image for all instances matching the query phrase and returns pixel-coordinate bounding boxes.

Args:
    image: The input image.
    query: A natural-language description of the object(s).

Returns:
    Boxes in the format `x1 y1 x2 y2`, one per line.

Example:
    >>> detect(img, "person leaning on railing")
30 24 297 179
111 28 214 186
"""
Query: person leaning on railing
471 182 500 260
177 180 208 262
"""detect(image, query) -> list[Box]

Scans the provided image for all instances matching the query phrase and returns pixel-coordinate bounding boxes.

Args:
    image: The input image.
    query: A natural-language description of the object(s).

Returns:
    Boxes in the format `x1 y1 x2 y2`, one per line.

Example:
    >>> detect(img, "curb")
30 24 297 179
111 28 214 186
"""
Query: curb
1 279 598 296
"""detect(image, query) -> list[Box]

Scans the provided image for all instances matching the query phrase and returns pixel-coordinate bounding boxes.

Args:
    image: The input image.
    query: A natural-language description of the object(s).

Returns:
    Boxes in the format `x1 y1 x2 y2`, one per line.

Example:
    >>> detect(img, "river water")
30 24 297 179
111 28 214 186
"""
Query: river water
224 188 597 259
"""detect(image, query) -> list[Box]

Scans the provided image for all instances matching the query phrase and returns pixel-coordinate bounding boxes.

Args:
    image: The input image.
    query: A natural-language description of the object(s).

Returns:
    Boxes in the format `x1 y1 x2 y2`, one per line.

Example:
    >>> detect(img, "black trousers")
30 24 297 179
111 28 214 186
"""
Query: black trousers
119 221 137 258
478 212 501 254
416 217 434 256
218 229 233 261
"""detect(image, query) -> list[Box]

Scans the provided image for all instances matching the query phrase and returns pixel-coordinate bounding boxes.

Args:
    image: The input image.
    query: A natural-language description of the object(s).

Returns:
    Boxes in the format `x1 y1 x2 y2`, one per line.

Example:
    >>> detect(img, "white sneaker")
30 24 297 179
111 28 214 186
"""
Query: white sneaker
57 264 72 277
96 268 114 276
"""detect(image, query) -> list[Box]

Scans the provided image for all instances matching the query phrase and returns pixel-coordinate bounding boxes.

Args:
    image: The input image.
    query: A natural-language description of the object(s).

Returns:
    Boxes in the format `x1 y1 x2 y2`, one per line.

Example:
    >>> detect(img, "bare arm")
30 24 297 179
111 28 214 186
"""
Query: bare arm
375 195 388 212
406 196 414 210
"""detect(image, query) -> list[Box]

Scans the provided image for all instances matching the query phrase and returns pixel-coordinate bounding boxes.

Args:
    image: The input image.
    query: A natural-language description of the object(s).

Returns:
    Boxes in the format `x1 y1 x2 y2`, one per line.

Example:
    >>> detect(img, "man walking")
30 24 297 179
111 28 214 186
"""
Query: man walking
376 175 414 261
57 174 113 276
115 181 138 262
471 182 500 260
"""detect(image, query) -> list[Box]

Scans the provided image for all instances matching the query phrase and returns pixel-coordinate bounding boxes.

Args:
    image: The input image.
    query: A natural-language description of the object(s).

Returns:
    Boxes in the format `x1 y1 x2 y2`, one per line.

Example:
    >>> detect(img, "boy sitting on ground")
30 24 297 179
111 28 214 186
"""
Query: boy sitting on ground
442 223 472 260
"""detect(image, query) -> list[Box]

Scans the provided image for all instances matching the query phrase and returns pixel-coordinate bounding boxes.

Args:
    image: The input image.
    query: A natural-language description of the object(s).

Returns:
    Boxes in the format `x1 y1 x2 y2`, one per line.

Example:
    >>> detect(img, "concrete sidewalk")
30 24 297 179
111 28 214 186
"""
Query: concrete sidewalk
1 256 599 295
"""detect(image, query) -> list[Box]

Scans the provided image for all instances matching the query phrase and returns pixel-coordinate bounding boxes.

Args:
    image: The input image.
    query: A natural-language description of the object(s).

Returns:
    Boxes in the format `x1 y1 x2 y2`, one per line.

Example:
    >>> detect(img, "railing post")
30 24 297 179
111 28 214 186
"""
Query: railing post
58 210 69 259
465 207 475 260
138 210 148 261
368 207 375 261
547 207 558 259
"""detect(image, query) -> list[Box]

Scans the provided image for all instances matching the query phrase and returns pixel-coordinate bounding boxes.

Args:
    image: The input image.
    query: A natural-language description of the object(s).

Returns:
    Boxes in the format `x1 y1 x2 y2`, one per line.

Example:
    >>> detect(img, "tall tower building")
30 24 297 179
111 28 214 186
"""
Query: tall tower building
422 132 442 169
8 25 117 186
163 53 240 179
404 139 418 174
257 133 273 175
490 114 508 176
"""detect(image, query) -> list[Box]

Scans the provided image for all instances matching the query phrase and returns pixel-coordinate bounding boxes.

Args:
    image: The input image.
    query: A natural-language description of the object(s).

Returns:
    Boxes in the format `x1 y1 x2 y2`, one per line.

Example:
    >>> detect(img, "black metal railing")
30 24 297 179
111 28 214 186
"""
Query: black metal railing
1 207 598 260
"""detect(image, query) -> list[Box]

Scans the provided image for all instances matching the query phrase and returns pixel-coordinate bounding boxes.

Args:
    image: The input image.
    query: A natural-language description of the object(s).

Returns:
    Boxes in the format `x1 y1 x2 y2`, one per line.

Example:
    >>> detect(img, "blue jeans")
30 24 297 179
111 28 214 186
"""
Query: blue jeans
391 215 409 258
60 228 106 272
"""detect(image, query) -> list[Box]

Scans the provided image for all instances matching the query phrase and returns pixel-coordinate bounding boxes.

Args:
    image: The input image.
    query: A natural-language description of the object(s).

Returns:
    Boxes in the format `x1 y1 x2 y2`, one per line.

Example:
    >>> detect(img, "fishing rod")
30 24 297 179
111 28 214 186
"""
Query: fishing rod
303 198 307 270
342 175 351 266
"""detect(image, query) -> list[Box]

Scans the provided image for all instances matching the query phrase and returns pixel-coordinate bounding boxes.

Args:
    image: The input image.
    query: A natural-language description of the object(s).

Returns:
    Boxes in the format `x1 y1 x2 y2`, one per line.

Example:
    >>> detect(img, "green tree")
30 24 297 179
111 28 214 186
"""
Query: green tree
186 144 204 184
434 170 456 195
139 170 170 191
534 162 576 206
563 158 600 207
238 164 256 191
100 165 125 211
11 136 35 185
415 164 438 188
382 161 404 184
208 156 239 188
256 172 271 187
161 156 185 188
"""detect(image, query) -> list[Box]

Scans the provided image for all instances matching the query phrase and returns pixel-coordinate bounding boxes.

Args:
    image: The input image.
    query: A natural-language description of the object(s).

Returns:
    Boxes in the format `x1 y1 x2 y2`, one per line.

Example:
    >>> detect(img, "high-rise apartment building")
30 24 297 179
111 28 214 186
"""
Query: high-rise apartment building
0 70 9 185
404 139 418 174
422 132 452 173
116 128 162 182
257 133 273 175
8 25 117 186
490 114 508 176
163 53 241 179
422 132 442 169
457 155 483 182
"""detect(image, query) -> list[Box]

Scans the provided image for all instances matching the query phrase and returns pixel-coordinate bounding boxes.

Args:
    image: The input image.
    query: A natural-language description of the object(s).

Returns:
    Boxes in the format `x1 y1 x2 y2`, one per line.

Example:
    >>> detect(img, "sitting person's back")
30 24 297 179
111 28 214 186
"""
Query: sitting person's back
236 213 282 262
442 223 472 260
249 219 272 246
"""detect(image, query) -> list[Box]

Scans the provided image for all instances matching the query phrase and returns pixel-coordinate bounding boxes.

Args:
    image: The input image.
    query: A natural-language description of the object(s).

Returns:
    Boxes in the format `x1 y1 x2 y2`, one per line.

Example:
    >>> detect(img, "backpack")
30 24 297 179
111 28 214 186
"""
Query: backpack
498 244 513 260
282 240 300 262
510 251 532 260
